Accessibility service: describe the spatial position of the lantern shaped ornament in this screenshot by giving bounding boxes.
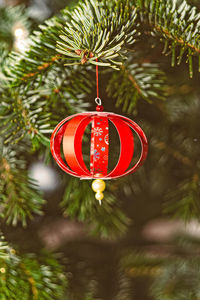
[50,104,148,202]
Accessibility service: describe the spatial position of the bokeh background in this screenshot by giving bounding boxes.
[1,0,200,299]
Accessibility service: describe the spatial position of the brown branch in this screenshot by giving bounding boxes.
[20,263,38,300]
[155,142,193,167]
[121,65,142,95]
[127,266,161,277]
[22,54,61,80]
[154,24,200,54]
[1,158,13,181]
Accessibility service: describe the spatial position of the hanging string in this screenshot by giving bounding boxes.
[96,58,99,99]
[95,58,103,109]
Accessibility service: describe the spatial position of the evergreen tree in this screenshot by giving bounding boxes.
[0,0,200,299]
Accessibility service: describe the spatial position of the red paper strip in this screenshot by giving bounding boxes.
[90,116,109,176]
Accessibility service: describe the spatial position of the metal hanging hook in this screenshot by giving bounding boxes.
[95,97,102,106]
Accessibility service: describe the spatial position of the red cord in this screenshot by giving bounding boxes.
[96,58,99,99]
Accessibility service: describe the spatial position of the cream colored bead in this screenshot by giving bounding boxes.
[95,191,104,201]
[92,179,106,193]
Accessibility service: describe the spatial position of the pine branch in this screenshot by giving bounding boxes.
[0,49,51,146]
[107,60,167,114]
[154,141,193,167]
[6,0,139,85]
[134,0,200,77]
[114,272,132,300]
[57,0,138,69]
[119,247,200,299]
[121,252,163,276]
[6,0,200,88]
[34,65,92,118]
[151,258,200,300]
[65,275,100,300]
[6,14,67,85]
[61,177,130,238]
[0,237,66,299]
[164,175,200,222]
[1,58,92,146]
[119,238,200,299]
[0,141,45,226]
[0,236,10,260]
[0,87,51,145]
[0,47,9,84]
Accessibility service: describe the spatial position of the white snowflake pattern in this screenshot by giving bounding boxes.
[94,127,103,136]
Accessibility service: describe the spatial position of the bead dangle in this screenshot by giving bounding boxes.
[50,59,148,204]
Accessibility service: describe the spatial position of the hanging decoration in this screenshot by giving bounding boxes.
[50,60,148,203]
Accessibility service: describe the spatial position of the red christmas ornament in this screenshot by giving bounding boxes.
[50,60,148,202]
[50,108,148,201]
